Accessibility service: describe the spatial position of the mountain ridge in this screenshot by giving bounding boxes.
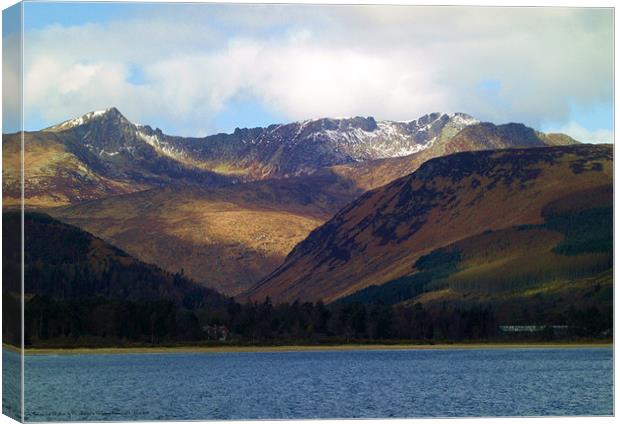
[4,107,580,208]
[41,108,482,178]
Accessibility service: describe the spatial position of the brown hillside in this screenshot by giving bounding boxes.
[2,132,145,208]
[50,172,362,296]
[242,144,611,304]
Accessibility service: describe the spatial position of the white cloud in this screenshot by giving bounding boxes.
[21,5,613,136]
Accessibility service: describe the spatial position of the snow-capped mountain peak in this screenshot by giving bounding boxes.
[45,107,127,132]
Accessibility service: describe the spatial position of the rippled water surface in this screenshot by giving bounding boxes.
[12,347,613,421]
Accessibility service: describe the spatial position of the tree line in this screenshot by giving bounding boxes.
[3,292,611,348]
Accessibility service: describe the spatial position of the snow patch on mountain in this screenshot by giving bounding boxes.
[45,108,116,132]
[99,150,120,157]
[136,130,190,162]
[449,112,480,127]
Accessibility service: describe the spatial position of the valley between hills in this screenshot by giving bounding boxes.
[2,108,612,347]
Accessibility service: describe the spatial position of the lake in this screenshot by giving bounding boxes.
[6,347,614,421]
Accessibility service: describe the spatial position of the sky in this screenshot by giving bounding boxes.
[2,2,614,143]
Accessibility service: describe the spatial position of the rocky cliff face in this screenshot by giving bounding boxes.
[169,112,479,178]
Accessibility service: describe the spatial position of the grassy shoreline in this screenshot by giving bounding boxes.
[4,342,612,356]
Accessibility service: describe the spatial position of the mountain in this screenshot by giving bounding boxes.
[1,109,479,208]
[2,131,145,208]
[49,171,362,296]
[242,144,612,304]
[327,122,580,191]
[335,183,612,330]
[165,112,480,179]
[43,109,480,180]
[6,108,581,297]
[46,117,575,296]
[4,108,579,208]
[43,107,231,184]
[3,108,229,208]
